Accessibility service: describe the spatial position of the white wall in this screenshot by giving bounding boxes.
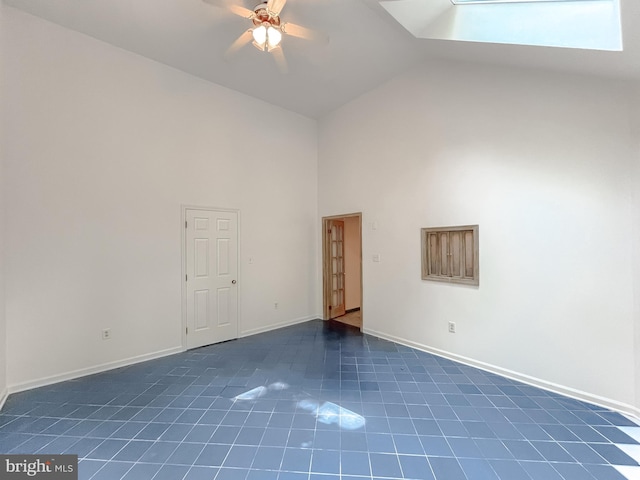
[319,61,639,415]
[3,8,318,390]
[0,2,7,405]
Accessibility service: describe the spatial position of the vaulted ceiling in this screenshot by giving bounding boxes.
[4,0,639,118]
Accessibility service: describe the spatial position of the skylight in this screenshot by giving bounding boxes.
[380,0,622,51]
[452,0,598,4]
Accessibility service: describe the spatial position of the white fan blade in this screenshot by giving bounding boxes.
[281,22,328,43]
[202,0,255,18]
[225,29,254,58]
[271,46,289,74]
[267,0,287,16]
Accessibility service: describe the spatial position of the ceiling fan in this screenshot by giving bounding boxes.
[203,0,326,72]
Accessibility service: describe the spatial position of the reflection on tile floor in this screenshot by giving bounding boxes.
[1,319,639,480]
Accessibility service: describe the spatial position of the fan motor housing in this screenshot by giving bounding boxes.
[252,3,281,27]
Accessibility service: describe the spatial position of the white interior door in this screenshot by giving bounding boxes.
[185,208,238,349]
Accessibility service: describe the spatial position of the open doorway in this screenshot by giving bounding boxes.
[322,213,363,329]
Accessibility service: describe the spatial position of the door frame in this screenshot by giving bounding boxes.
[322,212,363,323]
[181,205,241,350]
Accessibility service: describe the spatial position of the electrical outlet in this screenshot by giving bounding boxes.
[274,302,278,310]
[448,322,456,333]
[102,328,111,340]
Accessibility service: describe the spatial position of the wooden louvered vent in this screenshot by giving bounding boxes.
[421,225,479,286]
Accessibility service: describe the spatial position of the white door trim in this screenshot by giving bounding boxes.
[181,205,241,350]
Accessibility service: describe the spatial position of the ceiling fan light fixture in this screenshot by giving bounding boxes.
[213,0,323,63]
[252,24,267,46]
[252,22,282,51]
[267,26,282,48]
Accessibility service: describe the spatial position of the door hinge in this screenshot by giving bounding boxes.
[185,274,188,281]
[186,327,188,334]
[185,221,187,229]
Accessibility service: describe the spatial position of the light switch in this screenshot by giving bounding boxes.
[372,254,380,262]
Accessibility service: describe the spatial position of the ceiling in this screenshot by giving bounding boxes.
[3,0,639,118]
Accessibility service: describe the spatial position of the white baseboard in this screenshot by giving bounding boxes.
[0,387,8,411]
[363,327,640,421]
[6,318,321,396]
[11,320,636,422]
[8,346,184,395]
[240,315,318,338]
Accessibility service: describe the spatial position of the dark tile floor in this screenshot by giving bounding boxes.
[1,320,639,480]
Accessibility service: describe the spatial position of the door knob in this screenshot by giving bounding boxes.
[232,280,237,284]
